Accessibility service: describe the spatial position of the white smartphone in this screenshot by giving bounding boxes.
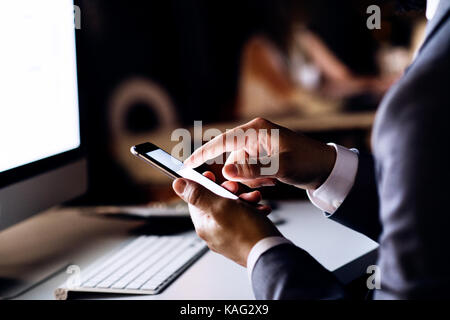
[131,142,238,200]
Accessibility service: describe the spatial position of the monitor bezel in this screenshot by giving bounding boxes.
[0,1,86,190]
[0,148,84,189]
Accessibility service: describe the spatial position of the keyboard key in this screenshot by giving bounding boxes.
[73,234,207,294]
[96,238,176,288]
[81,236,155,287]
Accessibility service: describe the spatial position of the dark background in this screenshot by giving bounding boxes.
[73,0,418,205]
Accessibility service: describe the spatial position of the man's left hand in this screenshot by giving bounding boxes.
[172,172,282,267]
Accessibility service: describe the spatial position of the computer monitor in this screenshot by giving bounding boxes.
[0,0,87,232]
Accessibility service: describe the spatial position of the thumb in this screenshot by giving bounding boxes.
[172,178,230,221]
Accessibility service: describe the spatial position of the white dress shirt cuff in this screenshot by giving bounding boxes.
[247,236,292,279]
[307,143,359,215]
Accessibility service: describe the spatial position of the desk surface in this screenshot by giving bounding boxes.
[5,201,378,300]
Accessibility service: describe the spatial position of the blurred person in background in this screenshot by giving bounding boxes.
[238,0,424,118]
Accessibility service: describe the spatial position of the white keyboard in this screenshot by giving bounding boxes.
[55,234,207,299]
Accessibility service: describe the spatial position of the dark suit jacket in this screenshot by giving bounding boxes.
[252,1,450,300]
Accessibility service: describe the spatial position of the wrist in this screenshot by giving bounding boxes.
[310,144,337,190]
[241,228,282,267]
[246,236,292,276]
[306,144,359,214]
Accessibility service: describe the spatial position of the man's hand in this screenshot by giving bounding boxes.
[172,172,281,267]
[184,118,336,190]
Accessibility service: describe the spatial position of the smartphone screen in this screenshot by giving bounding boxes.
[144,148,239,200]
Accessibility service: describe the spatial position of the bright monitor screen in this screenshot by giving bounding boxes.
[0,0,80,173]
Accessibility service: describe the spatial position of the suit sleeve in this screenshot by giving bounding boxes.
[328,153,382,242]
[252,244,347,300]
[251,154,381,300]
[373,39,450,298]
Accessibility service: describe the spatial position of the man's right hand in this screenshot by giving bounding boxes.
[184,118,337,190]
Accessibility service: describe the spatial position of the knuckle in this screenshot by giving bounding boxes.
[236,163,252,178]
[252,117,267,127]
[247,163,259,178]
[186,185,202,207]
[196,228,207,240]
[239,163,249,178]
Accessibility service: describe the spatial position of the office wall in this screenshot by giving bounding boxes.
[73,0,421,204]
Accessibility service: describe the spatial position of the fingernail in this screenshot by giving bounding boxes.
[225,164,238,177]
[173,179,187,195]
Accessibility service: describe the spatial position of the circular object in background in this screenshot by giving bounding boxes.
[109,77,179,184]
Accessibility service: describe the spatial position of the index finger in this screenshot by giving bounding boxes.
[184,124,252,168]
